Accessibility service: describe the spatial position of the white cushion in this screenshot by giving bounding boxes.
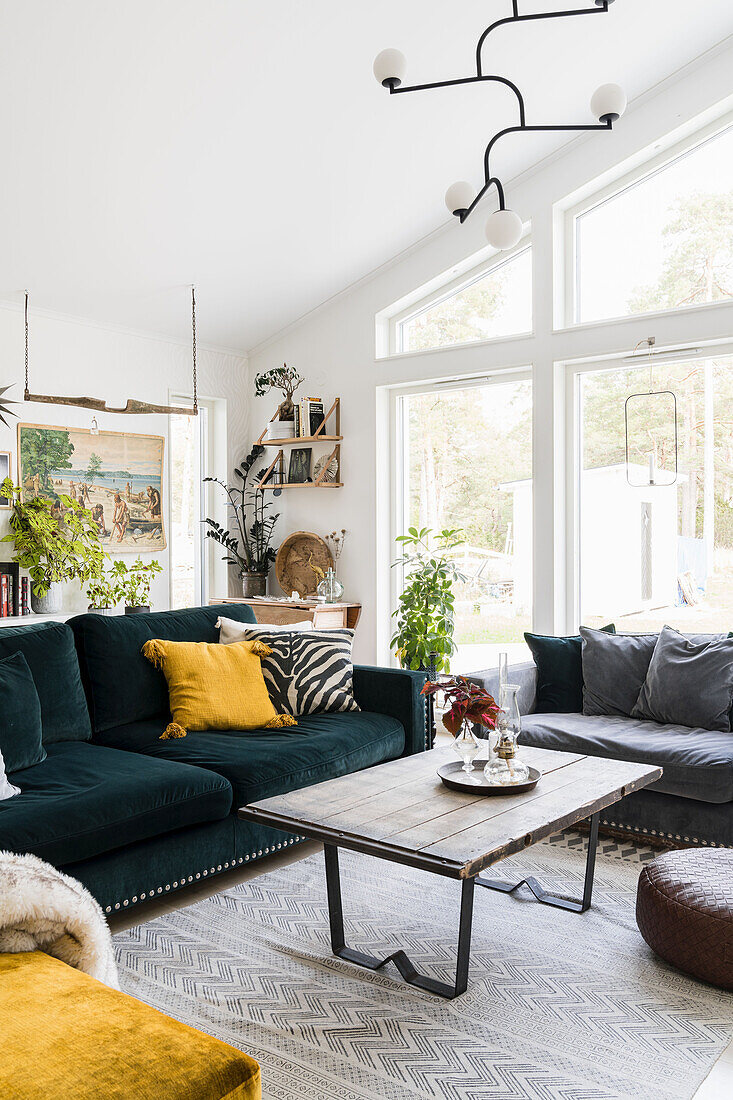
[0,747,20,801]
[217,614,314,644]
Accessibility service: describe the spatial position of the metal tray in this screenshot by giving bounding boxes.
[437,760,542,795]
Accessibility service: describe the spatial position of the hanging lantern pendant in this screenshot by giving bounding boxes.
[22,288,199,417]
[625,338,679,488]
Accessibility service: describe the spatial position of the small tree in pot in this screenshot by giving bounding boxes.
[254,363,303,422]
[204,447,280,597]
[390,527,466,675]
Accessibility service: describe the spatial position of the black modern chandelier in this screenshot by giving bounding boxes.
[373,1,627,251]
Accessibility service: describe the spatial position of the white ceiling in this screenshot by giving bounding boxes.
[1,0,732,352]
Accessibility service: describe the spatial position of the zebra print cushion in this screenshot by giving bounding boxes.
[220,624,360,717]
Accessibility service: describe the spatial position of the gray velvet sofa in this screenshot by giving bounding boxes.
[471,661,733,849]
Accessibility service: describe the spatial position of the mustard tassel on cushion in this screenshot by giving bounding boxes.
[251,640,273,658]
[160,722,187,740]
[142,639,167,669]
[265,714,298,729]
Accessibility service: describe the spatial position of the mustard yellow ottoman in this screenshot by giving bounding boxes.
[0,952,261,1099]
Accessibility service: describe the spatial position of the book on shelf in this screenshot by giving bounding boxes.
[293,405,300,437]
[0,574,8,617]
[0,564,19,617]
[299,396,324,437]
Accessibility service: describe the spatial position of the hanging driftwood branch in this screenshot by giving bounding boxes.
[23,392,197,416]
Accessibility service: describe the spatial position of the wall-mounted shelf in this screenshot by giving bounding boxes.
[256,397,340,446]
[255,397,342,490]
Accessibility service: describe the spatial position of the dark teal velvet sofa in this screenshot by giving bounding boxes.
[0,605,426,916]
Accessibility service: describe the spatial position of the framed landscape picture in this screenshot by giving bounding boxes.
[18,423,166,552]
[0,451,10,508]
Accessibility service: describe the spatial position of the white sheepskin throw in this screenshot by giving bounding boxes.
[0,851,118,988]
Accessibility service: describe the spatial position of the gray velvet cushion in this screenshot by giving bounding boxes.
[631,626,733,732]
[581,628,658,717]
[520,712,733,803]
[581,627,727,719]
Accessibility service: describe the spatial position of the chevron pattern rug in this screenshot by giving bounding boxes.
[115,833,732,1100]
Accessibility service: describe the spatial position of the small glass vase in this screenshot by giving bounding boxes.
[451,722,481,775]
[317,568,344,603]
[484,683,530,786]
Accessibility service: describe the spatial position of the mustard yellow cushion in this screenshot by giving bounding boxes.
[0,951,261,1100]
[142,638,296,732]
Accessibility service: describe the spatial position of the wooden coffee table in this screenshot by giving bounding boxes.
[239,745,661,999]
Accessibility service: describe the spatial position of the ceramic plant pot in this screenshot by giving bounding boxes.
[124,605,150,615]
[242,573,267,598]
[30,581,63,615]
[88,606,118,616]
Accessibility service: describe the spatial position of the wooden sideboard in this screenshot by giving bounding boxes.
[210,597,362,631]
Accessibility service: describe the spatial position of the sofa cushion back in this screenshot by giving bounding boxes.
[0,622,92,744]
[69,604,257,734]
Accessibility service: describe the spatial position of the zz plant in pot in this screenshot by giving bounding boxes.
[204,446,280,597]
[390,526,466,676]
[1,478,106,613]
[109,557,163,614]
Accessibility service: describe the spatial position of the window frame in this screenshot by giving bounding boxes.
[389,239,533,357]
[564,111,733,328]
[563,339,733,632]
[168,393,228,609]
[388,367,534,655]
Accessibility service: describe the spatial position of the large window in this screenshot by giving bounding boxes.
[398,376,532,671]
[577,356,733,633]
[571,121,733,325]
[397,246,532,354]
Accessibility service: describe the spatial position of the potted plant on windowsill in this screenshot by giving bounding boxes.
[204,447,280,598]
[1,478,106,614]
[110,557,163,614]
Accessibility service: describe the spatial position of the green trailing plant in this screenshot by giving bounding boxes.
[109,557,163,608]
[254,363,304,420]
[204,447,279,577]
[390,526,466,674]
[1,478,105,597]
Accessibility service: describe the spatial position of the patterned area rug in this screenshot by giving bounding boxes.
[115,834,732,1100]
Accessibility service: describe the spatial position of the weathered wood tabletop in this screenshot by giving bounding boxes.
[240,745,661,880]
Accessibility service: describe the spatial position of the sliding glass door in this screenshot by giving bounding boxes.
[576,355,733,633]
[397,376,532,673]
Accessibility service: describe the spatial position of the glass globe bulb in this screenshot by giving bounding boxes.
[485,208,523,251]
[591,83,627,123]
[445,181,475,217]
[373,49,407,89]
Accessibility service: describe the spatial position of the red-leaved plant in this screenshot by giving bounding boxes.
[422,677,500,736]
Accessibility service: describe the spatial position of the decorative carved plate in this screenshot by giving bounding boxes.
[275,531,334,598]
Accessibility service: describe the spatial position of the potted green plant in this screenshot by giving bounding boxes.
[1,478,106,614]
[390,527,466,675]
[204,447,279,598]
[85,565,125,615]
[110,557,163,614]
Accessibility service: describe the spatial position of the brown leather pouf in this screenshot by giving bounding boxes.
[636,848,733,990]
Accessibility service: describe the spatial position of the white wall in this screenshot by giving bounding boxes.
[248,43,733,665]
[0,303,249,613]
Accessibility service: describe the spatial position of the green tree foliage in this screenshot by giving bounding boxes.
[629,191,733,313]
[20,427,74,497]
[85,453,102,482]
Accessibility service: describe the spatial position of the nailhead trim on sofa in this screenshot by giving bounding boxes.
[104,836,307,914]
[600,817,724,848]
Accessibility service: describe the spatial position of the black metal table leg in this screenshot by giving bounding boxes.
[475,812,601,914]
[324,844,475,999]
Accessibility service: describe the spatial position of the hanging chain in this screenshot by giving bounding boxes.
[24,291,29,398]
[191,285,198,415]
